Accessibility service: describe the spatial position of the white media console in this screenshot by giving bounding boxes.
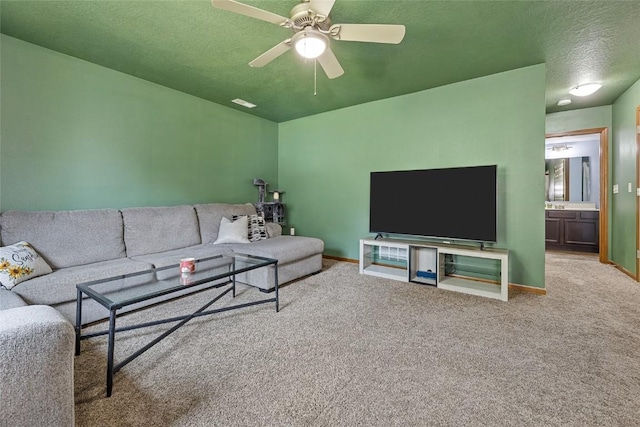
[359,238,509,301]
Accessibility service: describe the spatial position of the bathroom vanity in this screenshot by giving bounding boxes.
[545,207,599,253]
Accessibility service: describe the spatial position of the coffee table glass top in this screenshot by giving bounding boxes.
[76,253,277,309]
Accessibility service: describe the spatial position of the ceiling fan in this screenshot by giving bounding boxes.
[210,0,406,79]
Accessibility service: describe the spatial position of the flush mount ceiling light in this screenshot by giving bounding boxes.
[569,83,602,97]
[292,27,328,59]
[557,98,572,106]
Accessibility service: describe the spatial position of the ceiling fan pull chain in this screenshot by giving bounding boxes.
[314,58,317,96]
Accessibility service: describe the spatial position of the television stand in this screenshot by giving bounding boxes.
[359,237,509,301]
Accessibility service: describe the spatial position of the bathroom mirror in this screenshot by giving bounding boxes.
[545,157,591,202]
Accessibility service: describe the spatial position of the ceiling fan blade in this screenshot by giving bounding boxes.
[309,0,337,17]
[249,40,291,68]
[332,24,406,44]
[210,0,289,26]
[317,47,344,79]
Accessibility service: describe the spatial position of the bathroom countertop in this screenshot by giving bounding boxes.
[545,207,599,211]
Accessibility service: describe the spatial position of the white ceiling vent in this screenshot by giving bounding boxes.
[232,98,257,108]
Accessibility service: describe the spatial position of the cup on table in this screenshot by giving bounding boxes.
[180,257,196,274]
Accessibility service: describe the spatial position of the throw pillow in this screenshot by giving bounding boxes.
[213,216,250,244]
[0,241,53,290]
[232,214,268,242]
[250,214,268,241]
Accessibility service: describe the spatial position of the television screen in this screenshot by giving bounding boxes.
[369,165,497,242]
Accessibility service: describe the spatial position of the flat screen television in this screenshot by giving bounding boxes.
[369,165,498,243]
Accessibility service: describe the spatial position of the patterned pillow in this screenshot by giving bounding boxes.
[232,214,267,242]
[0,241,53,290]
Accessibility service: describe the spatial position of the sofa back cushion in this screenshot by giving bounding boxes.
[121,205,201,256]
[194,203,257,244]
[0,209,126,269]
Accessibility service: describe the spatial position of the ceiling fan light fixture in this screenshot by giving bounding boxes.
[568,83,602,97]
[292,28,328,59]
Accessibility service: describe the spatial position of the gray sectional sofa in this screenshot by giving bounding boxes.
[0,202,324,426]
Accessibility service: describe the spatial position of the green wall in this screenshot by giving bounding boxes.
[0,35,278,212]
[546,106,612,135]
[611,79,640,275]
[279,64,547,288]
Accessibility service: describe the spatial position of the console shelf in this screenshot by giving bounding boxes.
[359,238,509,301]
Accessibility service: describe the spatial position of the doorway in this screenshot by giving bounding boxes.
[545,128,609,263]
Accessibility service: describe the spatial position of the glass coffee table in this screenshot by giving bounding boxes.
[75,253,278,397]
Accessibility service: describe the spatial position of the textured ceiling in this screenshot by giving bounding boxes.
[2,0,639,123]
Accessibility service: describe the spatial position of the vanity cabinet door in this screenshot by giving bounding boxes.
[565,219,598,246]
[545,210,599,253]
[545,218,563,244]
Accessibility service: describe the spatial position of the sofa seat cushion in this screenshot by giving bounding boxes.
[0,289,28,310]
[0,209,126,269]
[130,244,231,269]
[194,203,257,244]
[122,205,201,257]
[227,236,324,265]
[11,258,153,306]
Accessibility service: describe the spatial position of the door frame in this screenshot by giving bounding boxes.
[546,127,609,263]
[636,106,639,279]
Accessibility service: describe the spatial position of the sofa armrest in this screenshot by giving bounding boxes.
[265,222,282,238]
[0,305,75,427]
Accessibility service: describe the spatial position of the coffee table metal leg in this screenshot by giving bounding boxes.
[106,309,117,397]
[75,289,82,355]
[274,264,279,312]
[232,258,236,298]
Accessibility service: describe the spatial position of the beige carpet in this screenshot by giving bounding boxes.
[75,252,640,426]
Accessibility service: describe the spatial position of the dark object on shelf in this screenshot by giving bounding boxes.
[545,209,599,253]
